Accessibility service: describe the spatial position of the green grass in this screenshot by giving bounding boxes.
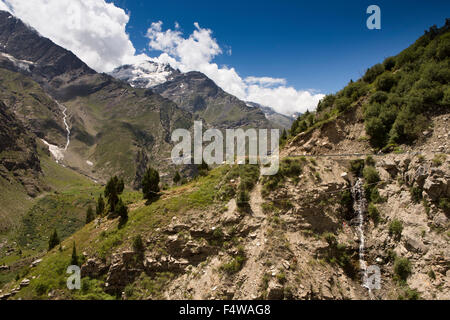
[6,166,230,299]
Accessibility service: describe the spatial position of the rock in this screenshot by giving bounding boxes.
[267,280,284,300]
[0,265,9,271]
[81,258,108,278]
[340,172,348,180]
[433,212,448,228]
[30,259,42,268]
[20,278,30,287]
[423,177,447,201]
[404,236,427,254]
[382,159,398,176]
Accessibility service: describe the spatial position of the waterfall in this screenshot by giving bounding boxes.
[351,177,373,299]
[57,102,71,151]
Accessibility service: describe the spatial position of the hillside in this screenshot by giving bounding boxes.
[0,20,448,301]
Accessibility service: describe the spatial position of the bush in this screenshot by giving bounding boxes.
[363,166,380,185]
[363,63,384,83]
[335,97,352,112]
[389,219,403,239]
[365,155,376,167]
[368,203,380,223]
[365,117,387,148]
[383,57,396,71]
[439,198,450,214]
[410,186,423,203]
[375,72,397,92]
[349,159,365,176]
[132,235,145,253]
[394,257,412,282]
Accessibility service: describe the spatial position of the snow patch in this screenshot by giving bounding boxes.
[86,160,94,166]
[0,52,34,72]
[41,139,65,162]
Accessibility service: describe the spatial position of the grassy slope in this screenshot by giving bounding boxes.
[288,21,449,150]
[6,166,230,299]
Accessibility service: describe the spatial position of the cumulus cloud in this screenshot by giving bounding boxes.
[0,0,147,72]
[147,22,324,115]
[0,0,324,114]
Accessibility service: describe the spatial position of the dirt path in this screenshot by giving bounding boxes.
[234,180,268,299]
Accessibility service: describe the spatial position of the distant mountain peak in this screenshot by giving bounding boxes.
[109,60,180,89]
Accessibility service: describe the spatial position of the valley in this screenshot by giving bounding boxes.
[0,9,448,301]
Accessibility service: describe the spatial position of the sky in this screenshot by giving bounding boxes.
[0,0,449,115]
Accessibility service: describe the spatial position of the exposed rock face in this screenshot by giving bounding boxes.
[0,101,41,196]
[152,71,271,129]
[0,10,95,95]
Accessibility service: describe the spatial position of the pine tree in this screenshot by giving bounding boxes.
[142,167,160,203]
[85,205,94,224]
[116,198,128,226]
[173,171,181,184]
[48,229,60,251]
[104,176,124,213]
[280,129,287,141]
[96,194,105,216]
[71,242,78,266]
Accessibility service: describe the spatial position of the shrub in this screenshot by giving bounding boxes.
[383,57,396,71]
[398,287,420,300]
[376,72,397,92]
[368,203,380,224]
[410,186,423,203]
[363,63,384,83]
[439,198,450,214]
[365,155,376,167]
[349,159,365,176]
[394,257,412,282]
[132,235,145,253]
[370,91,389,104]
[173,171,181,184]
[363,166,380,185]
[389,219,403,239]
[365,117,387,148]
[335,97,352,112]
[370,187,383,203]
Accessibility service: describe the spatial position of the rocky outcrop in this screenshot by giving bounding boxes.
[0,101,42,196]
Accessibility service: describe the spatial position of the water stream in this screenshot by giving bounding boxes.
[351,177,373,299]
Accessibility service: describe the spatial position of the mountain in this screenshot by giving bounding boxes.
[0,10,196,188]
[1,12,449,301]
[109,60,180,89]
[246,101,295,130]
[110,61,283,129]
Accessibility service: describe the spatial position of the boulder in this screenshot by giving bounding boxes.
[81,258,108,278]
[266,280,284,300]
[423,178,447,201]
[20,278,30,287]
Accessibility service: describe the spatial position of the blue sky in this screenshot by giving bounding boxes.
[111,0,450,94]
[1,0,448,114]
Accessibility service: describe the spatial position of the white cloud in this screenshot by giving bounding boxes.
[0,0,324,115]
[245,76,287,87]
[147,22,324,115]
[0,0,147,72]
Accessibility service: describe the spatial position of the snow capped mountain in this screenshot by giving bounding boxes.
[108,60,179,89]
